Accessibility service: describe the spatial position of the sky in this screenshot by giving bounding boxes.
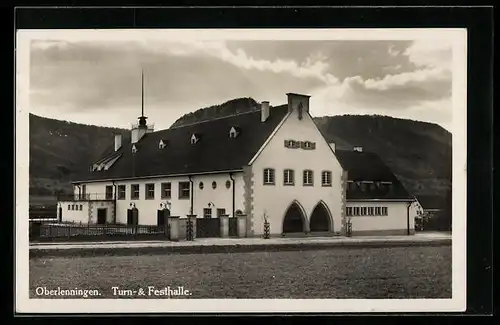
[28,34,454,131]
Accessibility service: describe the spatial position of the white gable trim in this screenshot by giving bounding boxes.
[247,111,291,165]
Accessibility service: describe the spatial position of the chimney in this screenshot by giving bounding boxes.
[353,146,363,152]
[114,134,122,151]
[261,101,270,122]
[329,142,336,152]
[286,93,311,119]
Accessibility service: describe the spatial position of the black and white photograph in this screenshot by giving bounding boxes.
[16,27,467,313]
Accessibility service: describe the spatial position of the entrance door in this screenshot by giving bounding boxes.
[127,208,138,225]
[283,202,306,234]
[157,209,170,226]
[97,208,107,225]
[309,203,331,232]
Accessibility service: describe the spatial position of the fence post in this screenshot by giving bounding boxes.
[168,216,180,241]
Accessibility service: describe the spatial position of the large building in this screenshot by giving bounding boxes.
[57,91,417,237]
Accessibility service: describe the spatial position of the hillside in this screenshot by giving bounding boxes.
[28,97,451,205]
[29,114,128,200]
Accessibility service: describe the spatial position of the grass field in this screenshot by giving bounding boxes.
[29,245,451,299]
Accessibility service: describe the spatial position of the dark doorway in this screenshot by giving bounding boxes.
[97,208,107,225]
[127,208,139,225]
[309,203,331,232]
[283,202,306,234]
[157,209,170,226]
[229,217,238,237]
[196,218,221,238]
[58,207,62,222]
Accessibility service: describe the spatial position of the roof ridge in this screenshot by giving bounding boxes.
[166,109,261,131]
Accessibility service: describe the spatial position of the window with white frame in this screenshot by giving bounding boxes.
[131,184,140,199]
[303,170,314,186]
[368,207,374,216]
[203,208,212,218]
[117,185,126,200]
[263,168,275,185]
[382,207,388,216]
[321,171,332,186]
[145,183,155,199]
[375,207,381,215]
[361,207,367,216]
[283,169,294,185]
[161,182,171,198]
[346,207,353,216]
[179,182,190,199]
[354,207,360,216]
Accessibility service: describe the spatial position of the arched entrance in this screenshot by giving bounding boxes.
[282,201,307,234]
[309,201,332,232]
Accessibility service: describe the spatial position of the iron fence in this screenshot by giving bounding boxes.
[30,222,171,241]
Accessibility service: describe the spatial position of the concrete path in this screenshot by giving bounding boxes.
[29,232,451,257]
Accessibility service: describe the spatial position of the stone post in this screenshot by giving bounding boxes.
[219,214,229,238]
[168,216,180,241]
[237,214,247,238]
[186,214,197,240]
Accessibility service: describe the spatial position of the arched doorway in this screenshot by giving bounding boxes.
[282,201,306,234]
[309,201,332,232]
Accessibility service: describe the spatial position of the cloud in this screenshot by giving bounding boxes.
[28,39,454,131]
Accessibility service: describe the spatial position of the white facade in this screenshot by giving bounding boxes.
[59,201,89,224]
[346,201,417,235]
[74,173,244,226]
[249,104,344,236]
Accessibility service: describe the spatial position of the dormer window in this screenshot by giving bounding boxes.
[191,134,199,144]
[159,139,166,149]
[229,126,240,139]
[132,144,137,154]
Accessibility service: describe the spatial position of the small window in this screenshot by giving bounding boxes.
[217,208,226,217]
[346,207,353,216]
[161,182,171,199]
[145,183,155,199]
[229,127,239,138]
[368,207,374,216]
[71,204,75,211]
[117,185,126,200]
[283,169,294,185]
[361,207,367,216]
[375,207,381,216]
[321,171,332,186]
[190,134,199,144]
[303,170,314,186]
[212,181,217,189]
[225,180,231,189]
[79,204,83,211]
[263,168,275,185]
[382,207,388,216]
[199,182,204,190]
[105,185,113,200]
[131,144,137,154]
[203,208,212,218]
[354,207,360,216]
[159,140,166,149]
[179,182,190,199]
[131,184,140,199]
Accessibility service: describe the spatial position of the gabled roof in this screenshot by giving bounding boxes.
[335,149,412,200]
[416,195,445,210]
[74,105,289,182]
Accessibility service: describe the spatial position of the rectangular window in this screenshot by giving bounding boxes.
[179,182,190,199]
[217,208,226,217]
[283,169,294,185]
[105,185,113,200]
[354,207,360,216]
[131,184,140,199]
[71,204,75,211]
[82,184,87,199]
[68,204,70,211]
[263,168,275,185]
[161,182,171,199]
[382,207,388,216]
[203,208,212,218]
[361,207,367,216]
[375,207,381,216]
[145,183,155,199]
[346,207,353,216]
[303,170,314,186]
[117,185,126,200]
[368,207,374,216]
[321,171,332,186]
[79,204,83,211]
